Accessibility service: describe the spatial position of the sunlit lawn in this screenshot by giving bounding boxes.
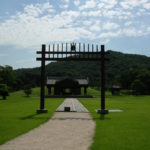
[80,88,150,150]
[0,88,63,144]
[1,87,150,150]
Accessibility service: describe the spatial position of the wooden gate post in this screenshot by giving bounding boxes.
[37,44,48,113]
[99,45,108,114]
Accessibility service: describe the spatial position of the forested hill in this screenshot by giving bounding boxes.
[15,50,150,89]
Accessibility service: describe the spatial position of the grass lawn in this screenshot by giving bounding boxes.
[0,88,63,145]
[80,88,150,150]
[1,87,150,150]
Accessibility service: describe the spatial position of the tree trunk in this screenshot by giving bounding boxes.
[3,95,6,100]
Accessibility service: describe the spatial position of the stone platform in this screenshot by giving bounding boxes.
[56,98,89,113]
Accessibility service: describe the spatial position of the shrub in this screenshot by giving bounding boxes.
[24,87,32,97]
[0,84,9,100]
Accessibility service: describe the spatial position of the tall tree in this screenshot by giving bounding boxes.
[0,65,16,90]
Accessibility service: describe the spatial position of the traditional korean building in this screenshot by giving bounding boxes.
[46,77,89,97]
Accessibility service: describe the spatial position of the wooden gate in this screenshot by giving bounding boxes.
[36,43,109,114]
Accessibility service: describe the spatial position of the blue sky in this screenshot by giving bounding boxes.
[0,0,150,69]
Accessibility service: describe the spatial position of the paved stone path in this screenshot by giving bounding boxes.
[0,99,95,150]
[56,98,89,112]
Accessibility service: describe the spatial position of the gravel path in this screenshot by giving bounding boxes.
[0,99,95,150]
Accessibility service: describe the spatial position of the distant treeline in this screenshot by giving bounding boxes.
[1,50,150,95]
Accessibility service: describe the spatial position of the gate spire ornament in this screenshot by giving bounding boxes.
[71,43,76,51]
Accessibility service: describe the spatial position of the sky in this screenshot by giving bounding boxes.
[0,0,150,69]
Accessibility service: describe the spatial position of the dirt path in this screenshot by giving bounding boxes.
[0,100,95,150]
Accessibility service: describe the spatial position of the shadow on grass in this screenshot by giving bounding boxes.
[92,114,111,121]
[51,115,111,121]
[0,98,7,100]
[20,113,49,120]
[20,113,111,121]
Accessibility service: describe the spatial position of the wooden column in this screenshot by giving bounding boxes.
[100,45,108,114]
[37,44,48,113]
[84,86,87,96]
[48,86,51,96]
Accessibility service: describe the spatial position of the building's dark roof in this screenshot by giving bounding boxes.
[46,77,89,86]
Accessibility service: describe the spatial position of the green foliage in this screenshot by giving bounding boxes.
[118,69,137,89]
[0,84,9,100]
[0,65,16,91]
[131,79,145,95]
[0,88,63,144]
[24,87,32,97]
[118,69,150,95]
[15,70,40,90]
[131,69,150,95]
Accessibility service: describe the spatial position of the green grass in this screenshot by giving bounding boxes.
[0,88,63,145]
[80,88,150,150]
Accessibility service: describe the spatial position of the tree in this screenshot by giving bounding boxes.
[0,65,16,91]
[0,84,9,100]
[131,79,145,95]
[119,70,137,90]
[131,69,150,95]
[24,87,32,97]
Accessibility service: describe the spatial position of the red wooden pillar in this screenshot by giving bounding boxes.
[37,44,48,113]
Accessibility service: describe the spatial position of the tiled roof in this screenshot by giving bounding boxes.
[46,77,88,85]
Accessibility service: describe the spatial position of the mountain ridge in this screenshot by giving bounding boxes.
[14,50,150,88]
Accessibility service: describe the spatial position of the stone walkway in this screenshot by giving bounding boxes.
[56,98,89,112]
[0,99,95,150]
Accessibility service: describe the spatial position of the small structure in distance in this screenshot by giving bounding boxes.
[111,85,121,95]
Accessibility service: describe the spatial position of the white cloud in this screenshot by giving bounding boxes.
[120,0,150,10]
[60,0,70,9]
[81,10,101,17]
[103,9,132,19]
[23,2,54,16]
[147,26,150,32]
[143,3,150,9]
[124,21,132,26]
[90,25,101,32]
[103,22,119,30]
[74,0,80,6]
[79,0,96,10]
[120,0,139,9]
[90,21,101,32]
[76,28,95,39]
[60,4,69,9]
[60,10,80,18]
[122,27,148,37]
[123,28,137,36]
[64,0,70,3]
[99,30,121,38]
[99,0,118,9]
[82,20,92,26]
[0,4,81,47]
[97,2,105,8]
[0,1,150,49]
